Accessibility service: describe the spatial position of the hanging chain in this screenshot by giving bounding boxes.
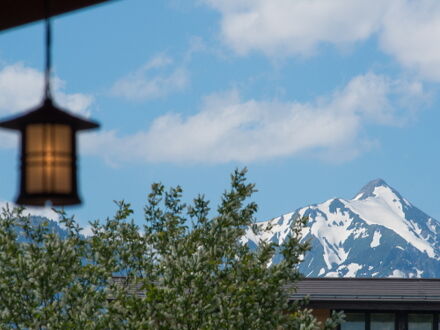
[44,0,52,99]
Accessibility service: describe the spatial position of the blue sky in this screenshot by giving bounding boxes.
[1,0,440,229]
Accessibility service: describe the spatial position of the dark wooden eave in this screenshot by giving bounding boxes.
[0,0,112,32]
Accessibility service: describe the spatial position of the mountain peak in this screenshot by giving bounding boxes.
[244,176,440,278]
[354,178,395,200]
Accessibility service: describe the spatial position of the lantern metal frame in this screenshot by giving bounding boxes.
[0,2,99,206]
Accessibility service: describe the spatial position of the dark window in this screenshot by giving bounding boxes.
[341,313,366,330]
[408,314,433,330]
[371,313,395,330]
[337,311,438,330]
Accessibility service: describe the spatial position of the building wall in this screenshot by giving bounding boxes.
[312,309,330,328]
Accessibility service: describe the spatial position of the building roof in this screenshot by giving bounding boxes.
[291,278,440,311]
[0,0,112,32]
[109,276,440,311]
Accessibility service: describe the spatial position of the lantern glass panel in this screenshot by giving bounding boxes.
[25,124,72,194]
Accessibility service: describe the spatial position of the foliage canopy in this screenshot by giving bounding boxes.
[0,169,342,329]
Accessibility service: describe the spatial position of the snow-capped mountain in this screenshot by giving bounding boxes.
[244,179,440,278]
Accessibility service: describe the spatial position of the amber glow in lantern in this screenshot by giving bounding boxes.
[0,97,99,206]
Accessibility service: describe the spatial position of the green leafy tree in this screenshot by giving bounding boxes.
[0,169,343,329]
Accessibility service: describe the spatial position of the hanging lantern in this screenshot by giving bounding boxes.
[0,98,98,206]
[0,4,99,206]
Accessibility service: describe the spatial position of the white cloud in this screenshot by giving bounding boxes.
[0,63,93,117]
[380,0,440,81]
[0,63,45,114]
[204,0,440,81]
[203,0,386,57]
[55,92,93,117]
[0,201,59,221]
[82,73,425,164]
[111,54,189,101]
[0,62,94,148]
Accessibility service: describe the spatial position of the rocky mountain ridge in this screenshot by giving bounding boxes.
[243,179,440,277]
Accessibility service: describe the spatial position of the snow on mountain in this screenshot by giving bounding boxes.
[243,179,440,278]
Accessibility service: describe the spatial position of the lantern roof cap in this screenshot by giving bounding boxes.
[0,97,99,131]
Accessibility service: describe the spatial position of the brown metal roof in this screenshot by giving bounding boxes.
[0,0,113,32]
[291,278,440,311]
[109,277,440,311]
